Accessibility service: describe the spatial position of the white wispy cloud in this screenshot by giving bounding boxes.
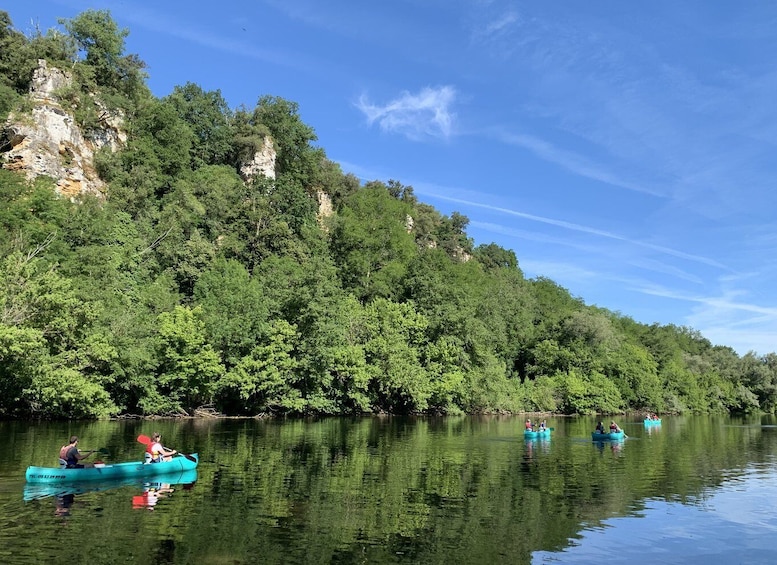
[640,286,777,318]
[637,283,777,354]
[356,86,457,140]
[474,220,708,285]
[470,10,520,43]
[492,129,667,197]
[421,190,729,270]
[625,258,705,285]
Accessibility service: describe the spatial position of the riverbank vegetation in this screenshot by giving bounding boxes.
[0,10,774,419]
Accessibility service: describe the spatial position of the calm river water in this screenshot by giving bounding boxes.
[1,415,777,564]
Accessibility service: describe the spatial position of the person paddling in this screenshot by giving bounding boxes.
[59,436,95,468]
[148,432,177,463]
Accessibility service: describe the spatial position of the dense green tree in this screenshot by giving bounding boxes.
[165,82,234,168]
[360,298,430,413]
[194,258,269,368]
[474,243,519,271]
[152,305,225,414]
[0,324,44,416]
[331,184,418,301]
[60,9,146,100]
[216,319,302,414]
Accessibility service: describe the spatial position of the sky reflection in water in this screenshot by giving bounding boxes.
[533,465,777,564]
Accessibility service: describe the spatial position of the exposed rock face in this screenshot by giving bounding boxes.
[0,60,125,200]
[238,135,276,182]
[316,190,334,230]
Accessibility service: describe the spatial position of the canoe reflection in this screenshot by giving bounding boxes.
[24,469,198,515]
[132,470,197,510]
[593,439,625,456]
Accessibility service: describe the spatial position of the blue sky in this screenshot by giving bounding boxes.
[8,1,777,356]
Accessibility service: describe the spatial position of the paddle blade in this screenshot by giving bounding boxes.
[137,434,151,446]
[179,453,197,463]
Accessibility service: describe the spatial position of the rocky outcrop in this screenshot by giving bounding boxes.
[316,190,334,230]
[238,135,276,182]
[0,60,125,200]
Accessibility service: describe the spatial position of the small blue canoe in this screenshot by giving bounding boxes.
[524,428,551,439]
[25,453,198,484]
[644,419,662,426]
[591,431,625,441]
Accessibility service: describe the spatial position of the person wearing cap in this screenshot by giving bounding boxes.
[58,436,94,468]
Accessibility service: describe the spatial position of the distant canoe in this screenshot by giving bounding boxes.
[524,428,551,439]
[591,431,624,441]
[643,419,662,426]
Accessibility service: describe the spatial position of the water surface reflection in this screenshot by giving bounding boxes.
[1,416,776,563]
[533,465,777,565]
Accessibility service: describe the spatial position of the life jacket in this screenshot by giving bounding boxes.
[59,445,79,467]
[148,442,164,463]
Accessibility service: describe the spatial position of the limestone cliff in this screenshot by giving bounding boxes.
[0,60,125,200]
[238,135,276,183]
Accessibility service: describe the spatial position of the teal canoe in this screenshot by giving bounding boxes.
[643,419,662,426]
[591,431,624,441]
[524,428,551,439]
[25,453,198,484]
[23,469,198,500]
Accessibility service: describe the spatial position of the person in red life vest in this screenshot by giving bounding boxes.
[58,436,94,468]
[609,421,622,433]
[525,418,533,430]
[147,432,177,463]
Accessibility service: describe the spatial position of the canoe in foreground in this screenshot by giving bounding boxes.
[23,469,198,501]
[591,431,625,441]
[25,453,198,484]
[643,419,662,426]
[524,429,551,439]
